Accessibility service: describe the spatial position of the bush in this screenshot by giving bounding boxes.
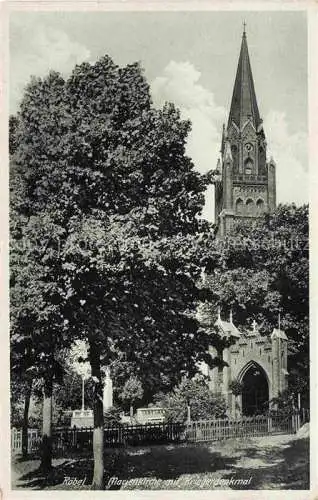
[104,406,122,425]
[156,378,227,422]
[229,379,244,396]
[267,389,297,416]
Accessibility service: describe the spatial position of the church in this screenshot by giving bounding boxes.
[202,28,288,417]
[213,26,276,237]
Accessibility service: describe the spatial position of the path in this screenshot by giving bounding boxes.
[11,433,309,490]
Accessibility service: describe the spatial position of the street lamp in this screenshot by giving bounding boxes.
[81,374,85,412]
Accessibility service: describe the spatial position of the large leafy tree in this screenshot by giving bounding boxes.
[10,56,220,488]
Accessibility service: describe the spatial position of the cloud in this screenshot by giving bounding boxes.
[151,61,227,221]
[264,110,308,205]
[10,25,91,113]
[151,63,308,218]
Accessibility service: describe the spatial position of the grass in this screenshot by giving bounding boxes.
[11,433,309,490]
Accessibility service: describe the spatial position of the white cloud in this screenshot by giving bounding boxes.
[151,61,227,221]
[264,110,308,205]
[10,25,91,113]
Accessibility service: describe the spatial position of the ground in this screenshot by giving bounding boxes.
[12,433,309,490]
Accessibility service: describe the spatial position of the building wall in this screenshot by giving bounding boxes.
[207,328,288,416]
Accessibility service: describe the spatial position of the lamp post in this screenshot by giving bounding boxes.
[81,375,85,412]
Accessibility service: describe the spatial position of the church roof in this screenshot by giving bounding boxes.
[214,317,241,338]
[228,30,262,131]
[271,328,288,341]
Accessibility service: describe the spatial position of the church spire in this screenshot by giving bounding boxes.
[228,28,261,130]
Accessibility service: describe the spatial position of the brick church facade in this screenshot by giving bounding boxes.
[201,29,288,416]
[214,27,276,237]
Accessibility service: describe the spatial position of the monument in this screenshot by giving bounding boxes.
[103,367,113,411]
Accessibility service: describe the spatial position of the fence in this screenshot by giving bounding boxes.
[300,408,310,425]
[185,413,300,443]
[51,422,185,455]
[11,427,41,455]
[11,412,303,455]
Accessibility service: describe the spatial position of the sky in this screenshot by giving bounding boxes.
[9,11,308,220]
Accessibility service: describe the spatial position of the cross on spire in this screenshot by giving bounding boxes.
[243,21,246,36]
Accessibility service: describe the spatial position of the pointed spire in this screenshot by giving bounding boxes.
[228,30,261,130]
[269,156,276,167]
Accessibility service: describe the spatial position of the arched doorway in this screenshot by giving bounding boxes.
[241,363,269,415]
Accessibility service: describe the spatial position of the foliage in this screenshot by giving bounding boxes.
[201,204,309,403]
[268,389,298,416]
[104,406,122,425]
[10,59,220,387]
[118,376,144,410]
[156,377,227,422]
[10,55,220,485]
[229,379,244,396]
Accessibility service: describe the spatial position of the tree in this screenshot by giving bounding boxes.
[10,159,69,469]
[156,377,227,422]
[11,56,220,488]
[118,375,144,420]
[103,406,122,426]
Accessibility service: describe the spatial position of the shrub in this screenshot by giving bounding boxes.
[157,378,227,422]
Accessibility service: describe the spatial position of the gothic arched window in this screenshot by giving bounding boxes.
[246,198,254,215]
[256,198,265,214]
[236,198,243,214]
[244,158,253,175]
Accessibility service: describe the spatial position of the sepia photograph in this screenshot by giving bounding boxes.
[7,6,311,493]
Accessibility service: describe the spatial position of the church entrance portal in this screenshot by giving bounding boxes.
[241,364,269,416]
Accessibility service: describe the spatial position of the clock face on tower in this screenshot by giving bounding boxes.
[245,142,253,152]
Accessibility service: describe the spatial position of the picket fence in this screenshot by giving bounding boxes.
[11,412,302,456]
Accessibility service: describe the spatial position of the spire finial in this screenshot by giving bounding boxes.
[252,319,257,332]
[229,309,233,323]
[278,310,281,331]
[243,21,246,37]
[217,306,221,321]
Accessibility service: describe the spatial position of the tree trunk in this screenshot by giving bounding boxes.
[40,376,53,473]
[90,342,104,490]
[22,378,33,459]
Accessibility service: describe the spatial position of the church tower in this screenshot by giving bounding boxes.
[214,27,276,236]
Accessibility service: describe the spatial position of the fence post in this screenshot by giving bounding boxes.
[296,411,300,432]
[267,415,272,434]
[291,412,298,433]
